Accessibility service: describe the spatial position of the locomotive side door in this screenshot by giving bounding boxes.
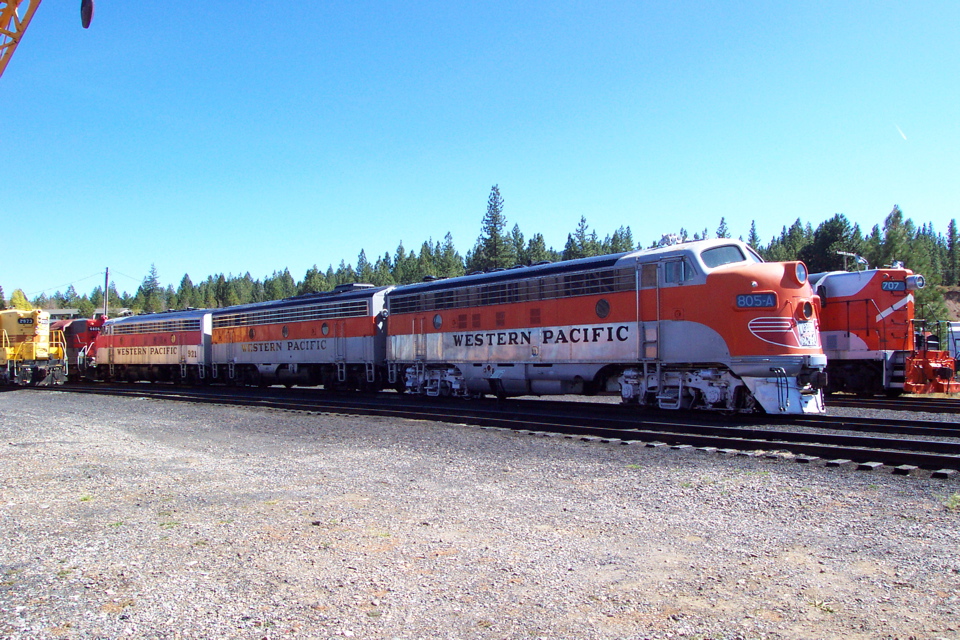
[638,261,660,361]
[414,316,427,361]
[656,255,697,362]
[335,320,346,362]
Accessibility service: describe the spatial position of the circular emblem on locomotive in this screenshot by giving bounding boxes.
[433,314,443,329]
[282,325,289,338]
[248,328,256,339]
[171,334,177,344]
[595,298,610,319]
[321,323,329,336]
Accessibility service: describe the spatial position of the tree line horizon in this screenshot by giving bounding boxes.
[2,186,958,322]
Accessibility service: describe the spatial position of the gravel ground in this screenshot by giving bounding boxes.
[1,390,959,640]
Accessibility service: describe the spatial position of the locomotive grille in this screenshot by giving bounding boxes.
[212,300,370,329]
[389,267,634,315]
[110,319,202,335]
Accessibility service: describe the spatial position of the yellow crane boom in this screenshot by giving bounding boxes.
[0,0,92,79]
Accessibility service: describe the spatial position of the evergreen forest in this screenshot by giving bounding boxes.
[3,187,958,322]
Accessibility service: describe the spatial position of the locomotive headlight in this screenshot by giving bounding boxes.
[799,301,814,320]
[906,274,925,290]
[794,262,808,285]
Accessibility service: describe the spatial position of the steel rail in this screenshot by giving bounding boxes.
[37,384,960,472]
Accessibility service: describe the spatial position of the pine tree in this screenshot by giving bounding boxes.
[437,233,464,278]
[357,250,375,283]
[249,278,266,304]
[604,226,634,253]
[11,289,30,310]
[561,233,582,260]
[371,254,395,286]
[164,285,179,309]
[797,214,864,273]
[0,284,6,309]
[525,234,551,264]
[177,275,196,309]
[563,216,602,260]
[509,224,526,266]
[415,241,437,280]
[747,221,760,248]
[947,219,959,286]
[333,260,356,285]
[231,273,256,304]
[77,297,95,318]
[469,185,516,271]
[716,217,730,239]
[264,269,296,300]
[136,264,166,313]
[867,205,909,268]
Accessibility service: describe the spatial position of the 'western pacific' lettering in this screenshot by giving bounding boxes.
[240,340,328,353]
[451,326,630,348]
[453,331,532,347]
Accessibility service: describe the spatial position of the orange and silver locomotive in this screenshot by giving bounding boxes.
[387,238,826,414]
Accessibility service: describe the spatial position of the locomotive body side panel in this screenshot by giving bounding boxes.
[814,269,915,355]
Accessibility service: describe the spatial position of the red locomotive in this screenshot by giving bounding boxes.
[50,316,104,380]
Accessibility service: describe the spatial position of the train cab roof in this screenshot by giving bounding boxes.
[393,238,764,296]
[103,307,212,329]
[617,238,763,270]
[208,284,393,318]
[810,267,924,298]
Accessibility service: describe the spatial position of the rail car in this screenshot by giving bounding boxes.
[1,309,67,385]
[91,284,391,389]
[207,284,390,389]
[812,267,959,396]
[387,239,827,414]
[93,308,212,384]
[51,316,104,380]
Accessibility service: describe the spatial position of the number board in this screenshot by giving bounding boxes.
[881,281,906,291]
[736,293,777,308]
[17,318,35,325]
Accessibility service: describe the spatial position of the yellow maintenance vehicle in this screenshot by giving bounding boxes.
[1,0,93,78]
[1,308,67,385]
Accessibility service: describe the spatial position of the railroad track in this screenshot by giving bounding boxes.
[826,394,960,414]
[36,384,960,476]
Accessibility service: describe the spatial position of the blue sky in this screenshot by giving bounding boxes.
[5,1,958,298]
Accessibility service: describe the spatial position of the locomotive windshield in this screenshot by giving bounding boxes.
[700,244,760,268]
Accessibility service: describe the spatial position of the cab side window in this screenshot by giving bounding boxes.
[663,258,695,284]
[640,264,658,288]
